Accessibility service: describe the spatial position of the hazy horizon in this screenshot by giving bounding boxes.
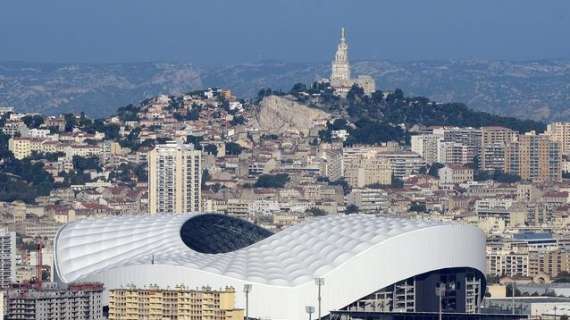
[1,0,570,64]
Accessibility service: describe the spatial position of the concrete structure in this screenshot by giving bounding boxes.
[344,156,392,188]
[483,297,570,319]
[347,189,389,214]
[148,141,202,214]
[109,285,243,320]
[504,134,562,182]
[438,141,473,165]
[0,228,16,288]
[439,165,474,185]
[54,214,486,320]
[330,28,375,95]
[433,127,482,156]
[480,127,516,171]
[411,134,442,163]
[323,147,344,181]
[546,122,570,157]
[377,151,426,179]
[6,282,103,320]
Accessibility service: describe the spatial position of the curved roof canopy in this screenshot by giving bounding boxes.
[54,213,486,320]
[54,213,481,286]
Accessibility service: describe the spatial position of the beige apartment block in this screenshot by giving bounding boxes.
[148,141,202,214]
[108,286,243,320]
[504,134,562,182]
[546,122,570,157]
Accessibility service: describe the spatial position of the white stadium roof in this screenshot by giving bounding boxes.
[54,213,486,320]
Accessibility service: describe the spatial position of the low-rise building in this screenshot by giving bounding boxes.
[108,285,243,320]
[439,165,474,185]
[6,282,104,320]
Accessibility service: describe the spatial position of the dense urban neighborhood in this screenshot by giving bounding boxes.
[1,25,570,320]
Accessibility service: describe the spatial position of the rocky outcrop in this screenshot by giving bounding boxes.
[253,95,331,135]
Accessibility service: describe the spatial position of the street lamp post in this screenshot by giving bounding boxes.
[244,284,252,320]
[554,305,558,320]
[435,284,446,320]
[511,280,517,315]
[315,278,325,320]
[306,306,315,320]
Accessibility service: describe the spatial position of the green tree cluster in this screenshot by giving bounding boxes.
[225,142,243,156]
[254,173,290,188]
[72,156,101,172]
[22,115,44,129]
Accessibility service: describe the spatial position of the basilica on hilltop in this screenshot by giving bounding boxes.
[330,27,376,96]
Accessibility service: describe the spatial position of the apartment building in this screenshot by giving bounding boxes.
[438,165,474,185]
[344,156,392,187]
[479,127,516,171]
[148,142,202,214]
[0,229,16,288]
[546,122,570,157]
[437,141,473,165]
[6,282,104,320]
[504,134,562,182]
[108,286,243,320]
[411,134,442,163]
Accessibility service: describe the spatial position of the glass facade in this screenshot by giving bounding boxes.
[343,268,485,314]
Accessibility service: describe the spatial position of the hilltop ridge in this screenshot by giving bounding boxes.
[1,59,570,121]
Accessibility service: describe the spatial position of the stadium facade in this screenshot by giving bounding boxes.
[54,214,486,320]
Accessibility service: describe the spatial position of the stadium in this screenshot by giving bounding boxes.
[54,213,486,320]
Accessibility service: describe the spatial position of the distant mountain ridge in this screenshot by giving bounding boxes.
[1,59,570,121]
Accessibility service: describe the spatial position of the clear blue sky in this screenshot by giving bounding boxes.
[1,0,569,64]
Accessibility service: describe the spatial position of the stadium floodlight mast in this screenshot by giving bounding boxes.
[243,284,252,319]
[305,306,315,320]
[314,277,325,320]
[435,283,446,320]
[511,280,516,315]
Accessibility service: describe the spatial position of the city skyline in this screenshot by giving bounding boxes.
[3,4,570,320]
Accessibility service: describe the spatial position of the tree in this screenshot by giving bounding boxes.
[225,142,243,156]
[345,204,360,215]
[428,163,445,177]
[346,119,405,145]
[103,124,120,140]
[203,144,218,156]
[230,115,246,126]
[255,174,290,188]
[331,119,348,130]
[109,164,134,186]
[64,113,76,132]
[27,151,64,161]
[391,178,404,188]
[201,169,210,187]
[329,178,351,195]
[409,201,428,213]
[116,104,140,122]
[72,156,101,172]
[186,106,201,121]
[22,115,44,129]
[134,164,147,182]
[0,132,13,160]
[306,207,327,217]
[186,135,203,148]
[0,158,54,203]
[120,127,141,150]
[290,83,307,94]
[318,128,332,143]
